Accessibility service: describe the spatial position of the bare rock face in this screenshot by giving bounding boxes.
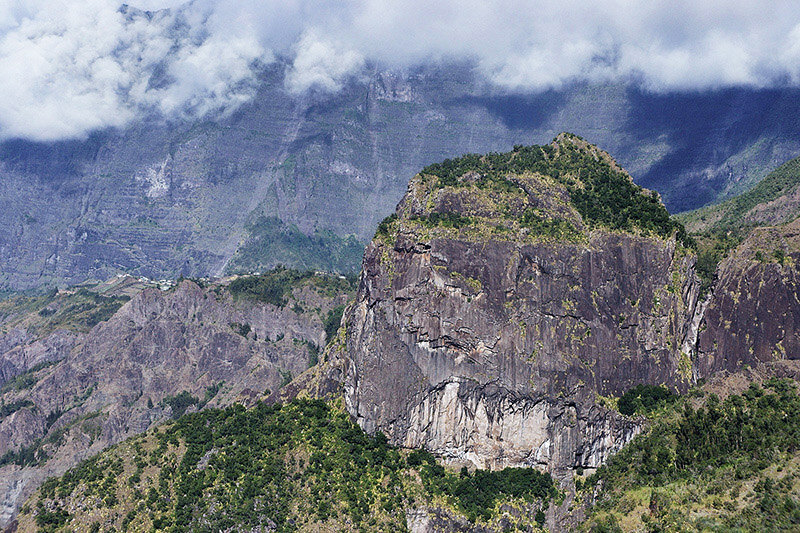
[341,137,701,475]
[697,219,800,374]
[0,330,78,387]
[0,275,352,527]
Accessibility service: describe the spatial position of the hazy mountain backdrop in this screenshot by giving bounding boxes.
[3,63,800,289]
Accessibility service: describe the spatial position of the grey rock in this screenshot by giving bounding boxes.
[697,218,800,374]
[3,65,800,290]
[340,148,701,479]
[0,330,78,387]
[0,276,351,526]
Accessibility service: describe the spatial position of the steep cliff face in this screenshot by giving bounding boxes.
[0,272,353,527]
[697,219,800,375]
[4,66,800,290]
[0,330,78,388]
[0,277,143,389]
[341,135,701,475]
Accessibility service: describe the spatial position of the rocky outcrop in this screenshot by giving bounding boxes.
[406,507,518,533]
[397,379,641,473]
[0,330,78,387]
[0,274,352,527]
[340,137,702,476]
[697,219,800,374]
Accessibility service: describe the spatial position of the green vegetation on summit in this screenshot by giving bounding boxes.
[226,266,355,309]
[0,286,131,338]
[412,134,692,247]
[22,399,556,532]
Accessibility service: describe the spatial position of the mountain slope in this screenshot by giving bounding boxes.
[583,365,800,532]
[679,154,800,235]
[0,270,354,526]
[671,152,800,374]
[16,399,558,532]
[3,66,800,290]
[696,217,800,376]
[571,151,800,531]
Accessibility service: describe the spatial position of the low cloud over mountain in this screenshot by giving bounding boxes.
[2,0,800,141]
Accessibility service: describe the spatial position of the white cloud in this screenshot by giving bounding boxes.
[0,0,269,141]
[285,31,364,93]
[1,0,800,141]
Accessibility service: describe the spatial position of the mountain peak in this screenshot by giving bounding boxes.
[550,132,626,174]
[384,136,689,247]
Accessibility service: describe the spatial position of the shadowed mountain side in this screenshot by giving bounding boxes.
[3,65,800,289]
[627,87,800,210]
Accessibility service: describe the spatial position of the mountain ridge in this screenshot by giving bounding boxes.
[0,270,355,526]
[3,68,800,290]
[679,154,800,236]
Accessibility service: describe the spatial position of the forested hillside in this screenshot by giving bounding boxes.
[584,374,800,532]
[19,400,557,532]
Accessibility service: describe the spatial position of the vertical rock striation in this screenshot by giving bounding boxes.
[340,135,702,474]
[697,219,800,374]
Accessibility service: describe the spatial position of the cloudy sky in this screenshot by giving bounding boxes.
[1,0,799,141]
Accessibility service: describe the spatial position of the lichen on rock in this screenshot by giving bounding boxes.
[340,135,702,481]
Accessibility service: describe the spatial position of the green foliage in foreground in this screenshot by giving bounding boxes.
[617,384,677,416]
[27,399,556,532]
[412,448,556,523]
[585,378,800,532]
[420,134,693,247]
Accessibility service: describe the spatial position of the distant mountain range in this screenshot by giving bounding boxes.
[3,62,800,289]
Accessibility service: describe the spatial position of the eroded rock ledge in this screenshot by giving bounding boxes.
[339,137,702,475]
